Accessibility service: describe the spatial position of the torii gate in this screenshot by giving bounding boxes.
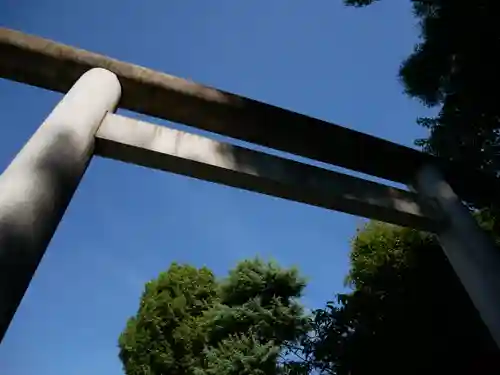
[0,28,499,347]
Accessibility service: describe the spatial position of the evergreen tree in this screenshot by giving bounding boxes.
[118,258,308,375]
[305,222,499,374]
[345,0,500,218]
[118,263,218,375]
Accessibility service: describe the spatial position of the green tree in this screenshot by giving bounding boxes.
[118,263,219,375]
[305,222,499,374]
[344,0,500,218]
[118,259,308,375]
[199,259,309,375]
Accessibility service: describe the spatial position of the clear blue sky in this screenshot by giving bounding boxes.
[0,1,432,374]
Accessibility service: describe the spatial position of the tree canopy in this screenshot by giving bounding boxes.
[346,0,499,171]
[118,259,309,375]
[118,263,218,375]
[346,0,500,218]
[117,228,500,375]
[304,222,499,375]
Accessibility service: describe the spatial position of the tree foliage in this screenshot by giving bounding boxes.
[118,263,218,375]
[346,0,500,178]
[118,259,308,375]
[304,222,499,374]
[345,0,500,225]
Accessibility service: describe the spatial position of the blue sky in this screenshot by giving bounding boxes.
[0,1,432,374]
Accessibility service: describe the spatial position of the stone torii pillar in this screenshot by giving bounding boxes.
[0,68,121,342]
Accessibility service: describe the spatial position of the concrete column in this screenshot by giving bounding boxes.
[0,68,121,342]
[413,165,500,348]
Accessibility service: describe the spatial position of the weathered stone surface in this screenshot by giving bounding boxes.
[0,27,496,205]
